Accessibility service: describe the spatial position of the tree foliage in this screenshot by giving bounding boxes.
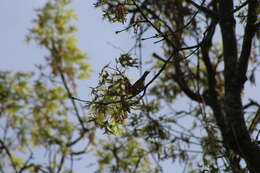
[1,0,260,173]
[90,0,260,172]
[1,0,91,172]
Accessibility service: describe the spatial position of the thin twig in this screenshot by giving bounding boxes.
[0,140,18,173]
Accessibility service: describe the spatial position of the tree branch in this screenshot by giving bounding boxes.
[131,0,178,50]
[0,140,18,173]
[186,0,219,19]
[237,0,258,88]
[219,0,260,172]
[50,40,87,132]
[233,0,249,13]
[57,153,65,173]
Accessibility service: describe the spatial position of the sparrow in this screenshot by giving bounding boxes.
[125,71,150,95]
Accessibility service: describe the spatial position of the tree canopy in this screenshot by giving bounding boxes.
[1,0,260,173]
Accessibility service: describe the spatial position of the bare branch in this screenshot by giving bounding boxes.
[0,140,18,173]
[186,0,218,19]
[233,0,249,13]
[237,0,258,87]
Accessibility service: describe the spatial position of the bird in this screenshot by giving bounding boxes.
[125,71,150,96]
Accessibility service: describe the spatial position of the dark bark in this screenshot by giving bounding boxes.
[199,11,243,171]
[219,0,260,172]
[238,0,258,86]
[134,0,260,171]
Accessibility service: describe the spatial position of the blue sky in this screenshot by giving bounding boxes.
[0,0,133,74]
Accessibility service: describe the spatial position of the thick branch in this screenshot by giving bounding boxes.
[219,0,260,172]
[200,19,227,132]
[237,0,258,87]
[201,21,217,98]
